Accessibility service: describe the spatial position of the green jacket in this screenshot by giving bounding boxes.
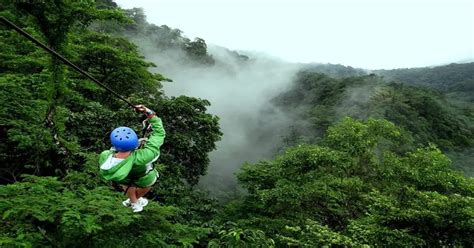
[99,116,165,187]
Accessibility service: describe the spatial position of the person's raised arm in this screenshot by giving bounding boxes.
[134,105,166,164]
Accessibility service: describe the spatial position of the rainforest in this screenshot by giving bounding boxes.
[0,1,473,247]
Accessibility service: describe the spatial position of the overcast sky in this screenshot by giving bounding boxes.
[115,0,473,69]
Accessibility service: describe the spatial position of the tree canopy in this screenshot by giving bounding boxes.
[0,0,473,247]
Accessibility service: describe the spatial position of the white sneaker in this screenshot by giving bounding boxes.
[123,198,148,210]
[122,198,131,207]
[131,202,143,212]
[138,197,149,207]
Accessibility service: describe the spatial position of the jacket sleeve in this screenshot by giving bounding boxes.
[134,116,166,165]
[99,150,110,165]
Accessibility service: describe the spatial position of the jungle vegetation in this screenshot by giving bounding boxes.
[0,0,472,247]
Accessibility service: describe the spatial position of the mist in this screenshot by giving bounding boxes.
[132,38,301,197]
[334,77,384,120]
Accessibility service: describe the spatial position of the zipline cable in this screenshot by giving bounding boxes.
[0,16,137,109]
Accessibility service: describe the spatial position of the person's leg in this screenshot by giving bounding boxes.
[125,186,138,203]
[135,173,157,199]
[126,187,144,212]
[136,187,151,198]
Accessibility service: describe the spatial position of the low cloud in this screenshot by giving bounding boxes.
[134,40,301,197]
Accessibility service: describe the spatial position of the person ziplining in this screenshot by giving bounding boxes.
[0,17,165,212]
[100,105,165,212]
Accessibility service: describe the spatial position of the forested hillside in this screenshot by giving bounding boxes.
[0,1,473,247]
[274,65,474,175]
[375,63,474,96]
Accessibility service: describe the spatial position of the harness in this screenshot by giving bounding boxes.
[121,118,157,194]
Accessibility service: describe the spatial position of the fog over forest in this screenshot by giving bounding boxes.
[1,1,472,247]
[133,39,304,194]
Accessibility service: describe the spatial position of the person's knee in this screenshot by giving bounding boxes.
[139,187,151,193]
[125,187,138,197]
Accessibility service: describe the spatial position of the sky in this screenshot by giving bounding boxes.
[115,0,474,69]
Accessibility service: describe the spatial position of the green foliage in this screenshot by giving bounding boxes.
[274,69,474,175]
[277,219,362,247]
[372,83,474,149]
[0,0,135,178]
[325,117,404,156]
[69,31,167,99]
[376,62,474,102]
[157,96,222,185]
[0,0,222,183]
[1,1,223,246]
[0,25,47,74]
[106,7,216,65]
[0,175,209,247]
[1,1,473,247]
[184,38,215,65]
[226,118,474,247]
[209,222,275,248]
[0,74,53,179]
[301,63,367,78]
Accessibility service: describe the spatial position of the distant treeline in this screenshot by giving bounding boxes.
[0,0,472,247]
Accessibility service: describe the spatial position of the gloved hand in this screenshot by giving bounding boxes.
[135,105,155,117]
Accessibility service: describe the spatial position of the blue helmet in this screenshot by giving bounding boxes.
[110,127,139,152]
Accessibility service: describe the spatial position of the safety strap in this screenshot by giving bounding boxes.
[139,119,152,148]
[122,120,155,194]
